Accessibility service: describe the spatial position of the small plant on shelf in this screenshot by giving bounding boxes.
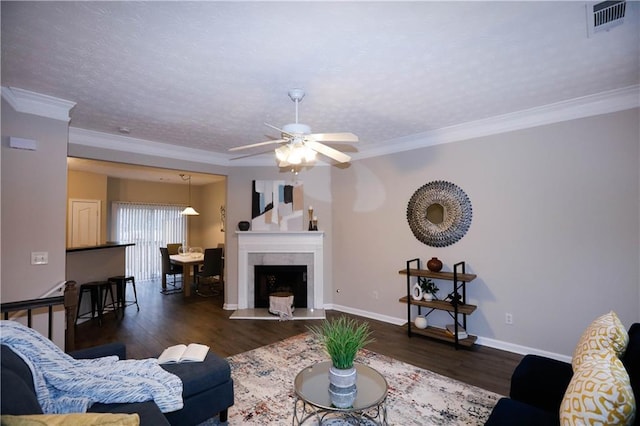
[418,277,439,296]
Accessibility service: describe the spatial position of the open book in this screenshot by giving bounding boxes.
[158,343,209,364]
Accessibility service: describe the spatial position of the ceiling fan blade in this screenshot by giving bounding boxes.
[230,148,277,160]
[309,132,358,143]
[264,122,284,132]
[264,122,295,138]
[228,139,286,152]
[305,140,352,163]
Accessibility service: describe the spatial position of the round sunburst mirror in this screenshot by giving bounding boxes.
[406,180,472,247]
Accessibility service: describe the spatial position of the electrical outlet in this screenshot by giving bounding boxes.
[372,290,379,300]
[505,312,513,325]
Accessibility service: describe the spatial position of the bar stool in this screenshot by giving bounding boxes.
[75,281,115,326]
[107,275,139,313]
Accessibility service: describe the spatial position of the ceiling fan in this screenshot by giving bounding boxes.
[229,89,358,167]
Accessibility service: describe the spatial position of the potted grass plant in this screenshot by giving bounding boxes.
[309,316,374,408]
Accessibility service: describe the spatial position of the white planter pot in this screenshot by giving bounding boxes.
[328,384,357,408]
[328,365,358,408]
[423,292,433,301]
[329,365,357,388]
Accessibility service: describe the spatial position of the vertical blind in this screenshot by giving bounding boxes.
[113,202,186,281]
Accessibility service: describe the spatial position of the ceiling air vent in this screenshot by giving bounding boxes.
[586,1,627,37]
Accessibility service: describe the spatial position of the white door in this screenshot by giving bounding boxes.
[68,199,100,247]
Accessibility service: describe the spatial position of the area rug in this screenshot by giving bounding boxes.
[202,332,502,425]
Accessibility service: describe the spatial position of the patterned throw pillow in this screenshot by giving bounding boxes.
[560,352,636,425]
[572,311,628,371]
[0,413,140,426]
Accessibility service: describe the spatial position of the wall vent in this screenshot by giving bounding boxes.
[586,1,627,37]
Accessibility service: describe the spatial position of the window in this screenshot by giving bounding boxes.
[113,202,186,281]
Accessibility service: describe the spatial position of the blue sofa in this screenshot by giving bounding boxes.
[1,342,234,426]
[485,323,640,425]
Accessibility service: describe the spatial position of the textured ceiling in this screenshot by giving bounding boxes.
[2,1,639,164]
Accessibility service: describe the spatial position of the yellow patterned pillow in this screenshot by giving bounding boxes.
[572,311,628,370]
[560,352,636,426]
[0,413,139,426]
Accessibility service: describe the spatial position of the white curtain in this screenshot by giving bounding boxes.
[113,202,186,281]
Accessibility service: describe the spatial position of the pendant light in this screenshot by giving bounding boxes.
[180,174,199,216]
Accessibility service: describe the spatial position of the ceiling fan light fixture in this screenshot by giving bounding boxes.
[275,144,290,162]
[303,145,317,162]
[274,143,316,166]
[287,147,303,165]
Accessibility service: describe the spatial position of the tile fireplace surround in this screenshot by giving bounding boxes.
[236,231,324,310]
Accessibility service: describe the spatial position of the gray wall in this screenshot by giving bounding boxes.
[331,108,640,356]
[1,98,69,301]
[1,98,70,347]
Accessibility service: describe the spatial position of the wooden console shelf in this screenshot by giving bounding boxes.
[398,296,477,315]
[399,259,477,349]
[402,324,478,347]
[399,268,477,283]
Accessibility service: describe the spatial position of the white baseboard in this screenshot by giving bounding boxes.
[476,336,571,363]
[326,304,407,326]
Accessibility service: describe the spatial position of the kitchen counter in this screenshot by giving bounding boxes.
[66,242,134,253]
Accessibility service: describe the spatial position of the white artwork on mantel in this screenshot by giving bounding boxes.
[251,180,303,231]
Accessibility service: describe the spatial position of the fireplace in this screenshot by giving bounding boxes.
[237,231,324,309]
[254,265,307,308]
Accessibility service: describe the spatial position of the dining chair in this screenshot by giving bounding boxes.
[167,243,182,255]
[160,247,183,293]
[195,248,223,297]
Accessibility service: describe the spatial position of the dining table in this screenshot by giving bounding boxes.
[169,253,204,297]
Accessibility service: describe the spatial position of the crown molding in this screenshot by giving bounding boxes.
[60,85,640,166]
[354,84,640,160]
[1,86,76,122]
[68,127,231,166]
[69,127,336,167]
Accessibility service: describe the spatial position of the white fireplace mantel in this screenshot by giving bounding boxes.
[237,231,324,309]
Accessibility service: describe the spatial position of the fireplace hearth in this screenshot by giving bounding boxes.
[254,265,308,308]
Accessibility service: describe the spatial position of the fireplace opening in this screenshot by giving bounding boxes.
[254,265,307,308]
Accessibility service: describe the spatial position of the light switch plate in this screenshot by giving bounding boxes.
[31,251,48,265]
[9,137,37,151]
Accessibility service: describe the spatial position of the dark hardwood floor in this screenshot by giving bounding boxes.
[75,278,522,396]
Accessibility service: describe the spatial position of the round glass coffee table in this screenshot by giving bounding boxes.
[293,361,388,425]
